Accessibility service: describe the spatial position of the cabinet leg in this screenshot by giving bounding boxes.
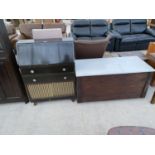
[71,98,76,102]
[151,91,155,104]
[34,102,38,106]
[25,99,29,104]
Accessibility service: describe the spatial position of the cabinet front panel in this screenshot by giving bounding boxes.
[77,73,149,103]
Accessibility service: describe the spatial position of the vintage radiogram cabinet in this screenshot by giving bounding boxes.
[16,38,76,104]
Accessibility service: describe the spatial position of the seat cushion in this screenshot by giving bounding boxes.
[122,34,155,43]
[72,27,91,37]
[91,27,107,37]
[91,36,106,40]
[76,37,91,40]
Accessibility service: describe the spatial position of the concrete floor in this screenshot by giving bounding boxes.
[0,86,155,135]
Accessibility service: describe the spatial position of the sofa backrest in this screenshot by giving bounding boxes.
[19,24,43,39]
[74,37,109,59]
[112,19,130,34]
[130,19,147,34]
[19,23,66,39]
[90,20,108,37]
[72,20,91,37]
[43,23,66,34]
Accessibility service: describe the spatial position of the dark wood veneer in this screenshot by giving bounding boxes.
[16,38,76,104]
[0,20,28,103]
[77,73,151,103]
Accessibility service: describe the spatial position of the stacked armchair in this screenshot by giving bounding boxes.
[5,22,67,51]
[71,19,114,58]
[71,19,114,51]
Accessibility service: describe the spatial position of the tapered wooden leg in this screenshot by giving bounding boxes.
[34,102,38,106]
[71,98,76,102]
[25,98,29,104]
[151,91,155,104]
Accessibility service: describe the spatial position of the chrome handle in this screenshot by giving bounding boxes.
[64,76,67,80]
[32,79,37,82]
[62,68,66,72]
[30,70,35,74]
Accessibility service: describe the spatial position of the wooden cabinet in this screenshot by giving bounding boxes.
[0,20,27,103]
[16,38,76,104]
[20,64,75,103]
[75,57,154,103]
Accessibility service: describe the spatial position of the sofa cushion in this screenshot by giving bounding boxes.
[122,34,155,43]
[131,19,147,34]
[72,27,91,37]
[73,20,90,27]
[90,20,108,37]
[72,20,91,37]
[112,19,130,35]
[91,20,108,26]
[91,36,106,40]
[76,37,91,40]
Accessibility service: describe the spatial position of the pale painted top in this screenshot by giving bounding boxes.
[75,56,155,77]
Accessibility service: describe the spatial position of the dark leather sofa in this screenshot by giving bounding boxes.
[111,19,155,51]
[71,19,114,51]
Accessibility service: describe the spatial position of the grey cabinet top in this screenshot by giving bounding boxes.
[16,38,74,66]
[75,56,155,77]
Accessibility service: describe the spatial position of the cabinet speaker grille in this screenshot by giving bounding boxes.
[27,81,74,99]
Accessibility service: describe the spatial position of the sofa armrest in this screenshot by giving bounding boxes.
[145,28,155,37]
[108,30,122,39]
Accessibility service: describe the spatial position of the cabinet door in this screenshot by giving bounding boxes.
[0,63,5,99]
[0,60,14,99]
[0,59,24,100]
[0,20,27,103]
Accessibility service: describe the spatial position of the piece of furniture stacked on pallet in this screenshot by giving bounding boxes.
[16,38,76,105]
[71,19,115,52]
[0,20,28,103]
[75,56,154,103]
[111,19,155,51]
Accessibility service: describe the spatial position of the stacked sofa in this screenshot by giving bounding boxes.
[111,19,155,51]
[71,19,155,52]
